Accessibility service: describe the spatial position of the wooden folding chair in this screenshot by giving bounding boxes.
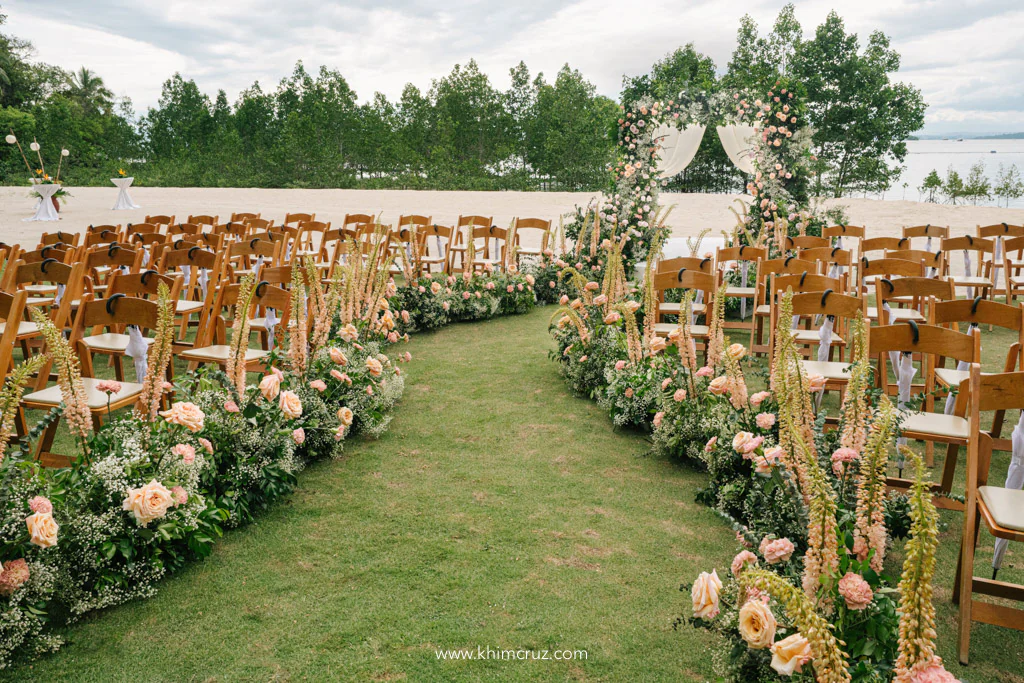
[294,220,332,259]
[858,257,923,306]
[652,269,717,352]
[715,245,767,334]
[871,321,979,487]
[144,215,175,231]
[942,236,995,301]
[449,215,493,272]
[38,231,80,248]
[156,245,224,340]
[822,224,866,242]
[956,366,1024,663]
[785,235,829,251]
[654,257,713,322]
[419,224,454,275]
[187,214,219,229]
[749,256,820,354]
[231,211,261,223]
[980,224,1024,298]
[512,217,552,264]
[283,212,315,227]
[902,224,948,251]
[874,276,955,326]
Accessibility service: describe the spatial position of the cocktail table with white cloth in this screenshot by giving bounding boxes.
[111,177,140,210]
[25,184,61,222]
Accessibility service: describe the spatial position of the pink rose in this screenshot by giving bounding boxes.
[403,352,412,362]
[309,379,327,392]
[224,400,239,413]
[462,291,471,300]
[171,486,188,506]
[756,446,784,474]
[755,413,776,429]
[259,373,281,401]
[172,443,196,465]
[750,391,771,406]
[704,436,718,453]
[96,379,122,394]
[330,369,345,381]
[731,550,758,576]
[624,387,634,398]
[334,424,347,441]
[198,437,214,454]
[695,366,713,378]
[661,378,672,390]
[559,295,569,305]
[593,294,608,305]
[292,428,305,445]
[838,572,873,611]
[741,435,764,455]
[673,388,687,402]
[615,360,627,371]
[653,411,664,428]
[28,496,52,514]
[759,537,795,564]
[909,662,959,683]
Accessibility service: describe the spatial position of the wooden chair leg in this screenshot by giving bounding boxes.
[34,418,60,460]
[940,443,959,495]
[958,498,978,665]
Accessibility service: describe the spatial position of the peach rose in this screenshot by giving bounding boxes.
[624,387,634,398]
[731,550,758,576]
[770,633,812,676]
[756,446,784,474]
[909,662,959,683]
[615,360,627,371]
[750,391,771,406]
[309,379,327,392]
[806,373,826,392]
[159,401,205,433]
[25,511,59,548]
[691,569,723,619]
[759,537,795,564]
[603,312,621,324]
[292,428,305,445]
[755,413,776,429]
[0,559,30,596]
[337,406,354,426]
[198,437,214,454]
[738,600,777,649]
[838,572,873,610]
[649,337,666,354]
[593,294,608,306]
[708,376,730,395]
[732,431,755,453]
[329,347,348,365]
[224,400,240,413]
[122,480,174,526]
[172,443,196,464]
[259,373,281,400]
[366,357,383,377]
[673,388,687,402]
[726,343,747,361]
[339,323,359,342]
[171,486,188,506]
[278,390,303,419]
[661,378,672,390]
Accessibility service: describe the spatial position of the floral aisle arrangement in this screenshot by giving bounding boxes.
[4,132,72,207]
[0,251,535,668]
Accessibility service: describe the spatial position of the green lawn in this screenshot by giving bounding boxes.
[8,307,1024,681]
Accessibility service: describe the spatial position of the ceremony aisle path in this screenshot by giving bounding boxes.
[17,308,735,681]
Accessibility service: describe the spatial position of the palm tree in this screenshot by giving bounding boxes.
[69,67,113,115]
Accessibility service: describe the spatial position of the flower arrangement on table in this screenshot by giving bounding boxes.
[4,131,71,205]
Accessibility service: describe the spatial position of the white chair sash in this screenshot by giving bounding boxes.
[126,325,149,382]
[264,307,279,349]
[53,284,66,308]
[253,255,265,279]
[816,316,834,363]
[739,261,750,319]
[197,268,209,301]
[141,245,151,268]
[964,249,974,298]
[944,323,979,414]
[994,411,1024,570]
[180,265,192,287]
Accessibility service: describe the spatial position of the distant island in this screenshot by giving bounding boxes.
[913,132,1024,140]
[978,132,1024,140]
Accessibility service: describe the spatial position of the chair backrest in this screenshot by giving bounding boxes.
[859,257,923,280]
[653,269,717,308]
[342,213,374,230]
[284,212,315,227]
[716,245,767,266]
[932,298,1024,371]
[84,229,123,247]
[18,245,72,264]
[12,259,86,329]
[128,222,161,236]
[168,223,203,237]
[796,247,853,267]
[785,235,830,251]
[860,237,906,256]
[216,221,251,241]
[144,215,175,228]
[187,214,218,227]
[158,245,221,273]
[883,249,944,272]
[86,224,121,235]
[657,256,713,275]
[822,225,866,240]
[105,270,183,300]
[513,217,552,253]
[977,223,1024,240]
[85,244,142,273]
[875,277,955,322]
[201,281,291,347]
[941,235,994,255]
[295,220,331,252]
[870,323,980,395]
[770,272,844,296]
[0,290,28,375]
[902,224,948,242]
[231,212,260,223]
[397,214,431,230]
[39,231,80,248]
[458,215,492,229]
[228,238,280,263]
[246,217,275,232]
[768,289,867,360]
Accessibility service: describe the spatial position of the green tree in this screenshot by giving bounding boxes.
[963,161,991,205]
[919,169,942,203]
[620,44,717,106]
[68,67,113,116]
[792,11,925,197]
[994,164,1024,207]
[724,4,802,92]
[942,166,966,205]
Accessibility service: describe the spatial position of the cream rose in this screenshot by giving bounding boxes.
[25,511,59,548]
[365,357,383,377]
[337,406,354,426]
[726,343,747,361]
[708,376,730,395]
[122,480,174,526]
[259,373,281,400]
[691,569,723,619]
[738,600,777,649]
[159,402,205,433]
[732,431,755,453]
[770,633,812,676]
[278,390,303,419]
[329,347,348,365]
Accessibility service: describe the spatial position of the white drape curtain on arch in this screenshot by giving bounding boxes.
[654,124,706,179]
[716,124,757,175]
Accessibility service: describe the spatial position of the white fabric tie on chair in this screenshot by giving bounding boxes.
[125,325,149,382]
[963,249,974,298]
[883,302,902,376]
[993,411,1024,571]
[264,307,279,349]
[739,262,749,319]
[993,236,1004,289]
[896,352,917,449]
[816,316,834,363]
[53,284,66,308]
[944,323,979,414]
[253,255,265,279]
[180,265,192,288]
[197,268,209,301]
[284,242,293,262]
[141,245,151,267]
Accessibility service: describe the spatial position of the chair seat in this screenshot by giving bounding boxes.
[179,345,268,363]
[420,256,446,263]
[724,286,756,297]
[26,297,55,307]
[23,284,57,294]
[798,360,851,380]
[82,333,154,353]
[657,302,706,315]
[792,330,844,344]
[175,300,204,314]
[655,322,709,337]
[23,377,144,411]
[951,276,993,287]
[0,320,39,337]
[979,486,1024,532]
[518,247,543,255]
[935,367,980,387]
[755,304,770,316]
[899,410,969,440]
[866,307,925,322]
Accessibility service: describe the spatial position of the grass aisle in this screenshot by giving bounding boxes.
[14,307,733,681]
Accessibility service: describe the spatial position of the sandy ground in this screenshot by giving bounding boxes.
[3,186,1024,247]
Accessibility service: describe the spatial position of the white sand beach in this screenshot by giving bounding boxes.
[3,186,1024,247]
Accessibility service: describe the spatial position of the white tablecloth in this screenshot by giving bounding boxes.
[111,177,140,210]
[24,184,61,222]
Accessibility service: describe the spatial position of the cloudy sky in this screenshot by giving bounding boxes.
[4,0,1023,134]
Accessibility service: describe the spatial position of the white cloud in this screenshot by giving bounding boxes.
[2,0,1022,133]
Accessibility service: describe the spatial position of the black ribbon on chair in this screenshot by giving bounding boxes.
[971,295,984,315]
[799,271,809,287]
[105,293,125,315]
[107,243,122,256]
[255,280,269,297]
[249,238,260,249]
[677,267,687,282]
[188,246,201,260]
[140,269,157,286]
[40,257,57,274]
[820,289,834,306]
[880,278,895,294]
[784,255,796,266]
[700,257,711,270]
[905,319,920,344]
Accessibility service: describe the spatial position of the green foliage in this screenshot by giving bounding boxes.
[994,163,1024,207]
[918,169,942,203]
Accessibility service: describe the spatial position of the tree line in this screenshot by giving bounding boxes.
[919,163,1024,206]
[0,4,924,197]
